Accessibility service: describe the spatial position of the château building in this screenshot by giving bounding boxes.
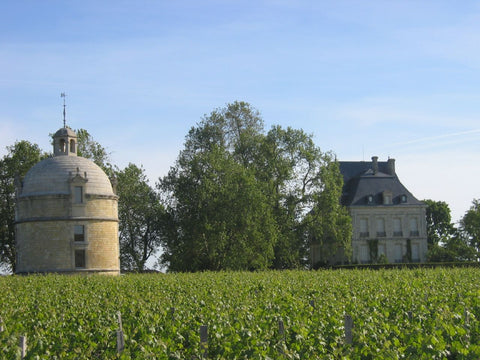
[339,156,428,264]
[15,127,120,274]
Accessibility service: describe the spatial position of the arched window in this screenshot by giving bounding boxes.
[70,139,76,153]
[59,139,66,153]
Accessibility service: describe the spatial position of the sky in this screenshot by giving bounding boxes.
[1,0,479,223]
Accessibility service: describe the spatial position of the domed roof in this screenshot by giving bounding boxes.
[21,156,114,197]
[54,127,77,138]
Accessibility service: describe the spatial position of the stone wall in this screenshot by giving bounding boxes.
[16,193,119,275]
[350,205,428,264]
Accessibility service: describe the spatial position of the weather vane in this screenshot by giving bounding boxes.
[61,92,67,128]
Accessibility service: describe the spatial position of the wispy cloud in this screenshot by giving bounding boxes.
[389,129,480,147]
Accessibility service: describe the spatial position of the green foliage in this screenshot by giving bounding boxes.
[423,199,455,247]
[159,101,350,271]
[0,269,480,358]
[116,163,166,272]
[75,129,114,177]
[0,141,47,272]
[460,199,480,259]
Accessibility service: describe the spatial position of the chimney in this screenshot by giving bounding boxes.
[387,158,396,176]
[371,156,378,174]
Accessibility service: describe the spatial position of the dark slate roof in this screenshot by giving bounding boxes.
[339,160,424,207]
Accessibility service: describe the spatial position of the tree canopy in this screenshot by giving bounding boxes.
[158,101,350,271]
[460,199,480,260]
[424,199,455,247]
[425,199,478,262]
[0,141,47,272]
[116,163,166,272]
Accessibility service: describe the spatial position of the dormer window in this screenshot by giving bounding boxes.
[367,195,374,204]
[383,191,392,205]
[401,194,407,203]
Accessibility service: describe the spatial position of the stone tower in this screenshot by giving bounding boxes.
[15,127,120,275]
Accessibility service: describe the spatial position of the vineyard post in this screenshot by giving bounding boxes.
[170,307,175,320]
[344,314,353,345]
[117,311,123,331]
[200,325,208,359]
[19,335,27,359]
[117,311,125,354]
[0,316,3,332]
[278,320,285,341]
[278,319,286,356]
[309,300,315,309]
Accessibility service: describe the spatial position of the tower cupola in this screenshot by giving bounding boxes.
[53,127,78,156]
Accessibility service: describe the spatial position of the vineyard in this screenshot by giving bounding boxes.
[1,268,479,359]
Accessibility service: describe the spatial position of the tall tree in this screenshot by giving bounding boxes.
[258,126,351,268]
[460,199,480,259]
[159,103,277,271]
[0,141,46,272]
[158,101,350,271]
[116,163,165,271]
[423,199,455,248]
[304,160,352,266]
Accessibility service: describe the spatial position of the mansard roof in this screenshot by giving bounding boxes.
[339,157,424,207]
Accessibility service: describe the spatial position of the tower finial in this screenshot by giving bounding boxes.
[61,92,67,128]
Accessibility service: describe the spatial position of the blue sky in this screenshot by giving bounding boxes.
[1,0,479,222]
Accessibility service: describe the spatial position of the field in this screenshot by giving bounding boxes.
[1,268,479,359]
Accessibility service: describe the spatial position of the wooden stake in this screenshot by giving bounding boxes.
[116,311,125,353]
[19,335,27,359]
[117,311,123,332]
[344,314,353,345]
[117,330,125,354]
[0,316,3,332]
[200,325,208,358]
[278,320,286,355]
[278,320,285,339]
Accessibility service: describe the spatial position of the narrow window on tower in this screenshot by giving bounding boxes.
[74,186,83,203]
[74,225,84,242]
[75,249,86,268]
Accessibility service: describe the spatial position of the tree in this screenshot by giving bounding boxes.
[258,126,351,268]
[158,101,350,271]
[304,160,352,266]
[116,163,165,271]
[75,129,114,176]
[0,141,46,272]
[423,199,455,248]
[427,231,477,262]
[159,103,278,271]
[460,199,480,259]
